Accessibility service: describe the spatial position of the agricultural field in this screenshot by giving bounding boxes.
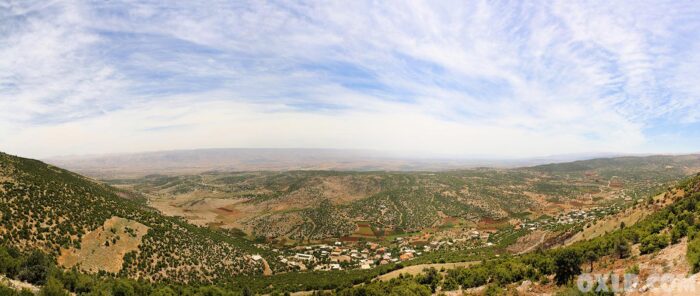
[2,152,700,295]
[105,154,700,243]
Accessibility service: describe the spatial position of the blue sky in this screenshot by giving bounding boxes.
[1,1,700,158]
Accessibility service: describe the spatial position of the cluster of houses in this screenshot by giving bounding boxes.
[410,228,496,250]
[268,202,631,272]
[550,206,623,226]
[508,204,624,233]
[274,241,422,271]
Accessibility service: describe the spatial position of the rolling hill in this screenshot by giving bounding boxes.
[0,152,279,284]
[104,154,700,243]
[3,151,700,295]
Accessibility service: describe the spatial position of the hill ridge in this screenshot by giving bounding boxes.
[0,152,278,283]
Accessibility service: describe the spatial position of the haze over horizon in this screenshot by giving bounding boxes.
[2,1,700,159]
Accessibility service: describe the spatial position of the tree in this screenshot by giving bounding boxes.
[554,249,582,285]
[151,287,177,296]
[388,280,431,296]
[0,283,19,296]
[484,284,505,296]
[416,268,442,293]
[18,250,50,285]
[242,286,253,296]
[39,277,69,296]
[640,234,669,254]
[0,246,19,277]
[687,236,700,273]
[442,277,460,291]
[672,221,689,244]
[585,250,598,272]
[671,227,683,244]
[613,237,631,259]
[112,279,135,296]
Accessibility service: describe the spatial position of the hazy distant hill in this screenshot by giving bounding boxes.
[45,148,623,178]
[532,154,700,172]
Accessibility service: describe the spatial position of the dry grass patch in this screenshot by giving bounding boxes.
[58,216,149,273]
[507,230,550,254]
[377,261,479,281]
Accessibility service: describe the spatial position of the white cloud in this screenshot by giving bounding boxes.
[2,96,646,158]
[0,2,128,123]
[1,1,699,159]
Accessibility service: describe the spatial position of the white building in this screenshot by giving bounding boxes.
[294,253,315,261]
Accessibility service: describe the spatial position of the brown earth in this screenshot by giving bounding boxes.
[377,261,479,281]
[507,230,550,254]
[58,216,149,273]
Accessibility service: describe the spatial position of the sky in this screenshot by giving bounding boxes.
[1,0,700,159]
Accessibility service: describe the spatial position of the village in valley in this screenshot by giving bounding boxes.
[264,197,633,272]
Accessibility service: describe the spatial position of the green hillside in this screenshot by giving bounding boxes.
[0,152,278,284]
[321,173,700,295]
[108,155,700,241]
[2,153,700,295]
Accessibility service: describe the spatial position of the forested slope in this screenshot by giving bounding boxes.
[0,152,277,283]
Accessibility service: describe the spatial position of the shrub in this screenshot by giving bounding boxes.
[554,249,582,285]
[39,277,69,296]
[687,237,700,273]
[640,234,669,254]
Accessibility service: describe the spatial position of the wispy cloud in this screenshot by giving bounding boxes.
[1,0,699,158]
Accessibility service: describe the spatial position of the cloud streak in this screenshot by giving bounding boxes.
[1,0,699,158]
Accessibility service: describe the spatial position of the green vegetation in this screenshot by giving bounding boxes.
[109,155,700,241]
[439,173,700,292]
[0,152,278,284]
[533,155,700,198]
[0,284,33,296]
[687,234,700,273]
[639,233,669,254]
[553,249,582,285]
[291,172,699,295]
[2,151,700,295]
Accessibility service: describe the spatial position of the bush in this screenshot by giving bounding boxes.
[554,249,582,285]
[0,246,19,277]
[441,277,459,291]
[18,250,51,285]
[112,280,136,296]
[0,283,19,296]
[613,237,631,259]
[687,237,700,273]
[484,284,505,296]
[640,234,669,254]
[150,287,177,296]
[39,277,69,296]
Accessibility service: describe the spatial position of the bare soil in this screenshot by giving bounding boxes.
[58,216,149,273]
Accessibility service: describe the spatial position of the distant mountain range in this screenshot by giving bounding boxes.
[44,148,631,178]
